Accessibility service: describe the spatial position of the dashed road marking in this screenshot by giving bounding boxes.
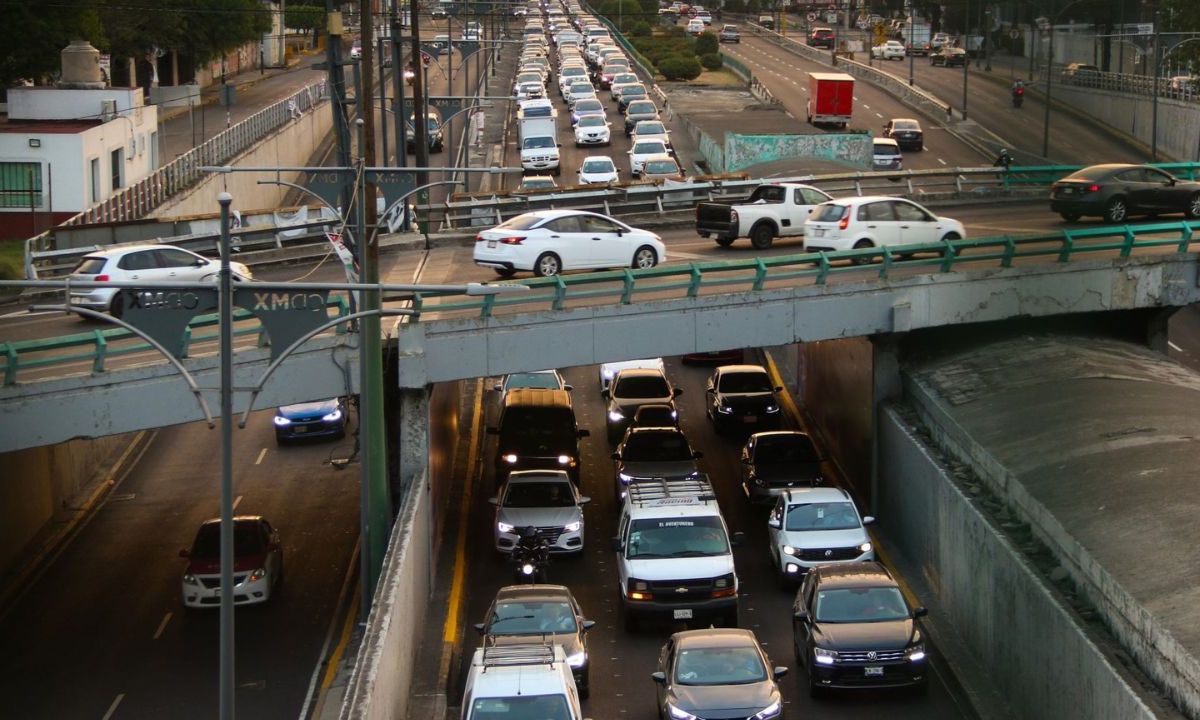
[153,612,172,640]
[255,447,267,465]
[1169,341,1184,353]
[937,158,947,165]
[232,494,243,510]
[101,694,125,720]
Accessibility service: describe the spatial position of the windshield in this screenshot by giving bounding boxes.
[469,695,571,720]
[499,408,577,446]
[577,116,605,128]
[522,136,556,150]
[674,647,766,686]
[894,120,919,130]
[613,374,670,398]
[717,372,771,393]
[497,214,544,230]
[633,141,666,154]
[503,480,575,507]
[489,600,578,635]
[570,82,592,92]
[72,257,107,274]
[627,516,728,558]
[582,159,614,173]
[812,203,848,222]
[815,587,910,623]
[756,435,818,463]
[874,143,900,157]
[637,122,665,134]
[521,180,554,190]
[562,67,585,76]
[622,431,692,461]
[505,372,561,390]
[644,160,679,174]
[1063,166,1115,181]
[785,501,860,531]
[627,101,656,114]
[575,100,603,113]
[191,522,264,560]
[624,86,647,96]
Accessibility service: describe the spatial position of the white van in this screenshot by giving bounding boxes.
[612,476,742,631]
[461,644,590,720]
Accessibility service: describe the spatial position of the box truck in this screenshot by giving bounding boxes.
[806,73,854,128]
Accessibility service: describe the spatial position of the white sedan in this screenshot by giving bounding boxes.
[803,196,965,260]
[574,115,611,146]
[577,156,619,184]
[872,40,906,60]
[627,138,669,177]
[473,209,665,277]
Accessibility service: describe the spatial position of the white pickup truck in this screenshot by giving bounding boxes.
[695,183,832,249]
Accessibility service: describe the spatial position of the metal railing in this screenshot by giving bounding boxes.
[1056,69,1200,103]
[3,221,1196,386]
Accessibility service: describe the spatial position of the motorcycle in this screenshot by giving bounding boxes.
[1012,87,1025,108]
[510,528,550,584]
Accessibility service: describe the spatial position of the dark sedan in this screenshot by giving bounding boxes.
[740,430,823,503]
[792,562,928,695]
[653,628,785,720]
[882,118,924,151]
[612,426,703,501]
[1050,163,1200,223]
[273,398,346,443]
[929,47,966,66]
[705,364,783,435]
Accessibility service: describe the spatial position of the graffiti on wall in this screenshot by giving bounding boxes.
[723,132,873,172]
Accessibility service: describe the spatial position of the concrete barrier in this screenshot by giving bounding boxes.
[876,404,1165,720]
[1049,83,1199,163]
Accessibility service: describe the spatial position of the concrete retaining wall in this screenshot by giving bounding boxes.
[1050,84,1200,163]
[796,337,873,503]
[723,132,872,173]
[339,470,432,720]
[150,101,334,218]
[877,405,1160,720]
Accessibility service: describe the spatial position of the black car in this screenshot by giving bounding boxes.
[603,368,681,442]
[488,388,589,483]
[652,628,786,720]
[792,562,928,695]
[740,430,822,503]
[705,364,783,435]
[929,46,966,67]
[882,118,924,152]
[1050,163,1200,224]
[475,584,596,696]
[631,402,679,429]
[612,426,703,500]
[808,27,836,48]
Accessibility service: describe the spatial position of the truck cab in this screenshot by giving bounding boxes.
[695,183,832,250]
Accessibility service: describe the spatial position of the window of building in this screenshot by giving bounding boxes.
[111,147,124,190]
[0,161,43,208]
[90,158,101,202]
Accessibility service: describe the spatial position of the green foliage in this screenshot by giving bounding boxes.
[0,0,103,89]
[663,24,688,38]
[631,34,695,66]
[286,4,325,34]
[723,0,746,12]
[631,20,652,38]
[700,52,723,70]
[695,30,718,56]
[658,54,702,81]
[636,0,659,15]
[597,0,643,32]
[180,0,273,66]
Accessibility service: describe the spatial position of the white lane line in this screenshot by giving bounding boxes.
[0,310,60,319]
[862,104,870,109]
[875,112,883,118]
[937,158,947,165]
[101,694,125,720]
[255,447,267,465]
[153,612,173,640]
[1169,341,1184,353]
[233,495,243,510]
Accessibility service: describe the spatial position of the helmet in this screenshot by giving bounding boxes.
[519,526,539,539]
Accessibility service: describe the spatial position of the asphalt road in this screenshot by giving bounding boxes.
[448,360,979,719]
[0,410,360,719]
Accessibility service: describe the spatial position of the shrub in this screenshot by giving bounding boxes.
[663,24,688,38]
[631,20,652,37]
[0,259,17,281]
[658,54,703,81]
[700,52,723,70]
[695,31,718,56]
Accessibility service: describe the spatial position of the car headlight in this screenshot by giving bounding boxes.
[322,409,343,422]
[273,415,292,427]
[752,701,781,720]
[521,563,535,576]
[564,521,582,532]
[557,454,571,466]
[503,453,518,464]
[782,545,797,556]
[618,472,633,483]
[566,651,587,667]
[247,568,266,583]
[717,405,733,414]
[608,409,624,422]
[667,704,699,720]
[497,521,515,534]
[859,542,873,553]
[765,404,780,413]
[183,573,200,586]
[906,643,926,662]
[814,647,837,665]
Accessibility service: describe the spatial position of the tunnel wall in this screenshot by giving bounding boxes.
[797,337,874,504]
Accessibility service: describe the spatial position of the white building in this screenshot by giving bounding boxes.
[0,40,158,238]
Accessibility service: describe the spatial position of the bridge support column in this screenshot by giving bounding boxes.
[1145,308,1178,356]
[397,387,430,501]
[870,333,905,514]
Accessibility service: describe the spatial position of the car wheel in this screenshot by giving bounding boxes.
[533,253,562,277]
[1060,211,1082,222]
[940,231,962,245]
[494,267,517,278]
[578,670,590,699]
[108,293,125,320]
[1104,197,1128,224]
[852,239,875,265]
[632,245,658,270]
[749,222,775,250]
[723,607,739,627]
[715,236,735,247]
[1187,192,1200,219]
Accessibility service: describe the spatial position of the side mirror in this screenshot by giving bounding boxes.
[474,623,486,635]
[693,451,704,459]
[579,496,591,505]
[773,666,789,680]
[862,515,875,525]
[651,671,667,684]
[740,455,752,465]
[793,609,809,622]
[563,384,574,392]
[486,427,499,435]
[767,518,781,530]
[601,389,610,399]
[179,549,190,558]
[583,619,596,631]
[488,497,499,505]
[195,258,209,267]
[731,531,745,546]
[913,606,928,618]
[610,536,623,551]
[673,387,683,396]
[578,429,590,438]
[611,451,621,460]
[493,382,503,392]
[774,386,784,392]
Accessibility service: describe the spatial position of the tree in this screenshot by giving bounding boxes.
[179,0,272,67]
[696,30,718,55]
[700,52,723,70]
[0,0,103,89]
[658,54,702,80]
[286,4,326,44]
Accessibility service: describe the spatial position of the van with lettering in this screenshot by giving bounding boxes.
[611,476,743,631]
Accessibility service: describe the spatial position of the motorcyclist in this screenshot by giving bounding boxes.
[1011,79,1025,107]
[512,526,549,581]
[993,148,1012,170]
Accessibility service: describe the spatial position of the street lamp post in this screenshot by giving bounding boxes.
[1041,0,1100,160]
[908,10,914,86]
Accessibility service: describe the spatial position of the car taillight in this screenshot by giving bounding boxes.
[475,233,485,242]
[499,236,524,245]
[95,274,110,282]
[1087,184,1101,192]
[838,213,850,230]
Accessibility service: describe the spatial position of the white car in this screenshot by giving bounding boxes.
[803,196,966,258]
[630,119,671,149]
[564,80,596,106]
[872,137,903,171]
[574,115,611,146]
[557,65,589,94]
[516,81,545,101]
[872,40,906,60]
[180,516,283,608]
[627,138,669,177]
[598,357,665,393]
[766,487,874,582]
[577,155,619,184]
[67,243,254,317]
[490,470,590,554]
[473,209,665,277]
[609,74,640,100]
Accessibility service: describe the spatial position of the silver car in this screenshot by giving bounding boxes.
[490,470,590,554]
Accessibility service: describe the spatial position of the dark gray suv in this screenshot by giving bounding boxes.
[652,628,785,720]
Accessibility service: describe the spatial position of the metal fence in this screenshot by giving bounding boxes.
[1057,69,1200,103]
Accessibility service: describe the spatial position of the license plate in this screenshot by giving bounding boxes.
[1059,188,1073,195]
[742,416,757,423]
[864,666,884,677]
[292,426,308,433]
[812,228,825,237]
[487,240,497,248]
[69,296,85,304]
[673,608,693,620]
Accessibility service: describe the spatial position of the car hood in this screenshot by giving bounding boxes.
[715,391,776,409]
[813,619,915,650]
[619,459,698,480]
[624,554,733,580]
[751,461,820,484]
[614,397,672,414]
[278,399,339,419]
[189,553,266,575]
[490,631,583,658]
[497,507,581,528]
[669,681,777,716]
[778,526,868,549]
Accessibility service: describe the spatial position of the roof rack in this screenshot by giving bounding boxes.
[626,475,716,506]
[480,643,558,671]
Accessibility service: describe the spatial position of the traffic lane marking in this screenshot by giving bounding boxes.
[152,612,172,640]
[255,447,267,465]
[100,694,125,720]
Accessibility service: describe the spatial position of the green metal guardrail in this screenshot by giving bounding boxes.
[1,222,1196,386]
[1,296,350,386]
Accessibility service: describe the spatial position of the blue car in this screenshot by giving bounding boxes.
[274,398,347,443]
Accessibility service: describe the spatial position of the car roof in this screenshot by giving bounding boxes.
[673,627,759,649]
[501,387,573,409]
[84,243,188,259]
[613,367,668,381]
[494,584,575,604]
[812,561,897,587]
[780,486,852,504]
[873,137,900,147]
[891,118,920,124]
[514,208,616,222]
[715,364,768,375]
[506,469,573,484]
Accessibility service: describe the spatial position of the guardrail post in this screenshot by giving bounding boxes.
[1177,222,1194,253]
[878,251,893,279]
[1120,227,1137,258]
[1057,231,1076,263]
[939,242,956,273]
[92,330,108,374]
[1001,236,1016,268]
[411,293,425,315]
[752,258,768,291]
[480,293,496,319]
[552,276,567,311]
[3,343,17,385]
[620,269,635,304]
[687,265,702,297]
[815,253,831,285]
[179,325,192,359]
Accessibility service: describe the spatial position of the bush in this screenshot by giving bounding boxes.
[695,31,718,56]
[663,24,688,38]
[700,52,723,70]
[658,54,703,81]
[631,20,652,37]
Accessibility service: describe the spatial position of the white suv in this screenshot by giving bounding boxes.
[613,476,742,631]
[461,644,590,720]
[490,470,590,555]
[766,486,874,583]
[802,196,965,257]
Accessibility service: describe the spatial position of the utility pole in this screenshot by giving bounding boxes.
[392,0,407,169]
[325,0,354,209]
[411,0,430,193]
